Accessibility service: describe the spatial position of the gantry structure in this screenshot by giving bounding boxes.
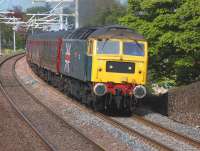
[0,0,78,54]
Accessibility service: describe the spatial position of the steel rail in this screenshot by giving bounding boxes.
[56,97,172,151]
[24,62,172,151]
[94,112,172,151]
[13,56,105,151]
[0,54,57,151]
[132,114,200,149]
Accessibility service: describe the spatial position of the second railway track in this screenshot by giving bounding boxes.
[54,92,200,151]
[131,114,200,149]
[49,83,200,151]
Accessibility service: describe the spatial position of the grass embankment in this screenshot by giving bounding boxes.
[1,49,25,57]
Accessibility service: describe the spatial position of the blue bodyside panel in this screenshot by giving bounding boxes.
[86,56,92,81]
[60,39,91,82]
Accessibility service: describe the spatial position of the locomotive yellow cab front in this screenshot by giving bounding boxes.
[91,38,148,86]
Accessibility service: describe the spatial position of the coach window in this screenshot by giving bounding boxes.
[88,40,93,55]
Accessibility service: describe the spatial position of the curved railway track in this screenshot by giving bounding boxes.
[49,80,200,151]
[95,110,200,151]
[131,114,200,149]
[0,54,55,151]
[5,54,200,151]
[95,113,172,151]
[56,96,172,151]
[0,54,104,151]
[56,87,200,151]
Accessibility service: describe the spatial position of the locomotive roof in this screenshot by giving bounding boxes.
[89,25,145,41]
[65,25,145,41]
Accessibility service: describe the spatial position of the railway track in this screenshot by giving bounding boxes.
[95,113,172,151]
[95,112,200,151]
[0,54,104,151]
[55,86,200,151]
[0,54,54,151]
[0,54,56,151]
[57,96,171,150]
[12,55,200,151]
[131,114,200,149]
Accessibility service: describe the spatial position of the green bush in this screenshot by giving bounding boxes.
[120,0,200,86]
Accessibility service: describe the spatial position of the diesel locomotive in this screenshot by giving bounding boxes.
[26,26,148,113]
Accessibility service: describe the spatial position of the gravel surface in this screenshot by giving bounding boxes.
[136,107,200,142]
[0,55,51,151]
[168,82,200,126]
[1,56,103,151]
[15,57,160,151]
[112,116,199,151]
[0,91,52,151]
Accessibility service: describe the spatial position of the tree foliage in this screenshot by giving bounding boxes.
[88,0,126,26]
[26,3,51,14]
[120,0,200,86]
[0,4,52,51]
[0,6,26,50]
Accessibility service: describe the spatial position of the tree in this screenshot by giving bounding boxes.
[120,0,200,86]
[26,3,51,14]
[1,6,26,51]
[88,0,126,26]
[7,6,24,19]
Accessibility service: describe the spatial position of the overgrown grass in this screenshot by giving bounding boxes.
[2,48,25,56]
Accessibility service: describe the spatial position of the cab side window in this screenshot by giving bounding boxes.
[88,40,93,55]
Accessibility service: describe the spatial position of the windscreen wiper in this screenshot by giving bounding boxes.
[126,36,144,51]
[98,39,109,54]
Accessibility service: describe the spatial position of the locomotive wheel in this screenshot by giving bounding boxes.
[58,77,64,92]
[115,95,123,111]
[47,71,52,84]
[126,96,135,115]
[64,80,72,97]
[104,94,120,115]
[86,94,93,107]
[91,96,104,112]
[105,94,112,111]
[80,94,87,105]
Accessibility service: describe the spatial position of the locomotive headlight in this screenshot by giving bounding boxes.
[109,65,113,69]
[133,85,147,99]
[93,83,107,96]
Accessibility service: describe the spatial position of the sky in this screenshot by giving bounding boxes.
[0,0,47,11]
[0,0,127,11]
